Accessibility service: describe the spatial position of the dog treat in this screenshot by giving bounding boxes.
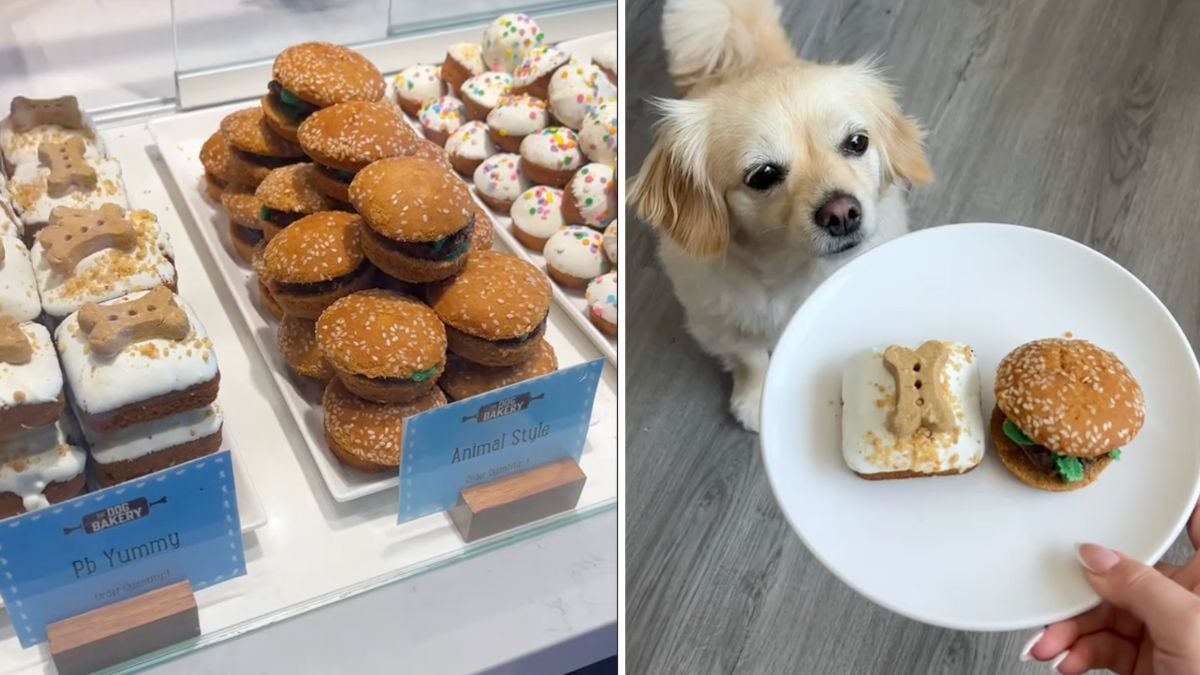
[77,286,190,356]
[882,341,955,437]
[461,72,513,121]
[85,404,223,487]
[486,94,549,153]
[445,121,497,177]
[0,421,87,518]
[562,163,615,229]
[473,153,530,213]
[510,185,566,251]
[481,13,544,73]
[37,203,136,274]
[0,200,20,238]
[56,289,219,432]
[585,271,617,337]
[520,127,584,188]
[10,96,85,133]
[579,100,617,166]
[842,341,985,479]
[442,43,486,96]
[512,46,571,100]
[439,339,558,401]
[543,225,611,288]
[0,320,65,441]
[323,378,447,472]
[592,42,616,84]
[548,61,617,131]
[0,237,41,321]
[39,138,97,198]
[417,96,466,147]
[603,220,618,265]
[7,154,128,231]
[32,207,176,320]
[394,64,445,118]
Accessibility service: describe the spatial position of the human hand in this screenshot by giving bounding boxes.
[1020,506,1200,674]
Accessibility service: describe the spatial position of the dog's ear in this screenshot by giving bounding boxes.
[866,78,934,187]
[630,100,729,259]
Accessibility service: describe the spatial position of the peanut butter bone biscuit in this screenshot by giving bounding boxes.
[39,137,97,198]
[883,341,955,437]
[0,315,32,365]
[37,204,136,274]
[10,95,84,133]
[78,287,190,356]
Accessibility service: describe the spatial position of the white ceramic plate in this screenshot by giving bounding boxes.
[761,223,1200,631]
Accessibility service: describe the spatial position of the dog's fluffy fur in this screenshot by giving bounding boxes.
[631,0,933,431]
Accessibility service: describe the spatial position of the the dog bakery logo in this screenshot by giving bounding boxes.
[461,392,546,423]
[62,497,167,535]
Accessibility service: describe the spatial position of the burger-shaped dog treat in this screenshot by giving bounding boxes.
[220,107,304,188]
[439,339,558,401]
[255,163,337,236]
[349,157,474,283]
[323,378,447,472]
[221,185,269,263]
[262,211,376,319]
[316,290,447,404]
[993,338,1145,491]
[426,250,552,367]
[199,132,235,201]
[298,101,418,204]
[263,42,385,143]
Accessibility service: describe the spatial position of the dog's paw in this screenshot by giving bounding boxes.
[730,388,761,433]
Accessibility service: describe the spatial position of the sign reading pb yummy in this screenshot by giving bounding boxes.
[0,451,245,647]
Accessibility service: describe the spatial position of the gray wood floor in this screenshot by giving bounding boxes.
[625,0,1200,673]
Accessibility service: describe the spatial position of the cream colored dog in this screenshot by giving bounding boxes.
[631,0,934,431]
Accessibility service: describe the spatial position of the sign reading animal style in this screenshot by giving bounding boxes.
[0,451,245,647]
[398,359,605,523]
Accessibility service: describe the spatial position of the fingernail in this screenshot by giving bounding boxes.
[1048,649,1069,672]
[1018,629,1044,661]
[1076,542,1120,573]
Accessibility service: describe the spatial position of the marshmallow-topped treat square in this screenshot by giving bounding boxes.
[0,318,65,440]
[0,95,105,170]
[55,287,219,432]
[32,204,176,320]
[7,143,127,230]
[842,340,985,479]
[0,420,87,517]
[0,236,41,321]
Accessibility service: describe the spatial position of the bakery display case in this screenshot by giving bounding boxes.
[0,1,616,672]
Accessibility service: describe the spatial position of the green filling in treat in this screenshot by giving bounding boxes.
[411,366,438,383]
[280,88,302,107]
[1109,449,1122,460]
[259,206,272,220]
[1054,455,1085,483]
[1002,418,1034,446]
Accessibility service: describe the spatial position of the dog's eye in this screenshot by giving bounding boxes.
[744,164,786,191]
[842,133,869,156]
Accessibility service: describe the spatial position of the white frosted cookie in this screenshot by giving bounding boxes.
[482,13,544,73]
[519,127,584,183]
[445,121,496,164]
[0,421,86,513]
[486,94,549,143]
[548,61,617,130]
[473,153,529,211]
[0,118,105,171]
[579,100,617,166]
[417,96,465,144]
[592,41,616,79]
[0,236,41,321]
[841,341,985,478]
[461,72,513,116]
[446,43,486,77]
[510,186,565,248]
[542,225,611,288]
[513,45,571,92]
[87,404,223,466]
[585,271,617,336]
[32,208,176,319]
[393,64,444,113]
[563,163,615,229]
[602,220,618,265]
[0,321,62,414]
[8,156,128,228]
[55,289,219,420]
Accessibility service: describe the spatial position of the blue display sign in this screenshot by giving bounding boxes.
[0,450,246,647]
[398,358,605,523]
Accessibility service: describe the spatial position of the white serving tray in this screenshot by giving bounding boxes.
[148,88,617,503]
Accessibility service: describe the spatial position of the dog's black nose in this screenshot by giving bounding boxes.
[815,193,862,236]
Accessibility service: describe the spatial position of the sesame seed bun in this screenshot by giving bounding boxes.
[221,186,265,229]
[220,107,304,158]
[273,42,385,109]
[407,138,454,171]
[470,202,494,251]
[995,338,1145,458]
[200,132,233,182]
[316,290,446,382]
[426,250,552,342]
[990,405,1112,491]
[255,163,336,213]
[348,157,473,242]
[278,316,335,383]
[263,212,367,285]
[323,378,446,472]
[439,339,558,401]
[298,101,419,172]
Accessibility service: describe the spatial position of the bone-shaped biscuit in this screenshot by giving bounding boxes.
[38,137,97,198]
[883,341,956,437]
[37,204,136,274]
[0,315,32,365]
[10,96,85,133]
[78,287,190,356]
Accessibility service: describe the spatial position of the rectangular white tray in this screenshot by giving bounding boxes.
[148,89,617,503]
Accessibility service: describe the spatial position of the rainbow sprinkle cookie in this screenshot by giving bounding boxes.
[482,14,545,73]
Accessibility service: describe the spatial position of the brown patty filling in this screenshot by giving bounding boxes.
[233,148,295,169]
[260,206,307,227]
[370,219,474,261]
[316,163,357,185]
[274,261,372,296]
[233,224,265,246]
[449,318,547,348]
[1019,444,1100,475]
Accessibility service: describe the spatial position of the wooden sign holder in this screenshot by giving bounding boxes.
[450,459,587,542]
[48,580,200,675]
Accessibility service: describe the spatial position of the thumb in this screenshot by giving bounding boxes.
[1077,543,1200,648]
